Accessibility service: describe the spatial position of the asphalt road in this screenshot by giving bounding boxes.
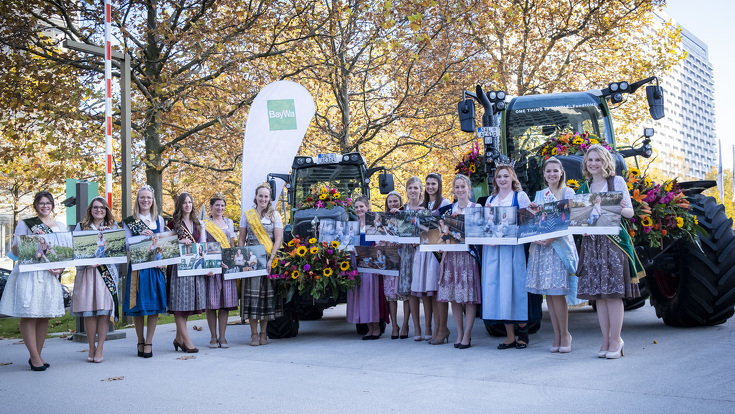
[1,302,734,413]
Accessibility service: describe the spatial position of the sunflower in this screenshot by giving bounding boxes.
[334,193,341,199]
[551,147,558,155]
[296,246,307,257]
[321,188,327,194]
[664,181,673,192]
[323,267,333,277]
[590,138,599,145]
[469,164,476,173]
[287,239,295,247]
[627,182,633,191]
[271,259,279,268]
[340,261,350,271]
[641,216,653,227]
[319,194,327,200]
[330,241,340,249]
[572,137,583,145]
[644,177,652,187]
[291,270,300,279]
[694,216,698,225]
[676,217,684,228]
[566,179,579,190]
[629,167,641,177]
[308,237,317,244]
[309,246,319,254]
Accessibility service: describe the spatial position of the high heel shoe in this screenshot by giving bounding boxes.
[28,359,47,371]
[413,335,423,341]
[559,334,572,353]
[598,349,608,358]
[173,339,181,352]
[143,343,153,358]
[93,356,104,363]
[179,342,199,353]
[605,340,624,359]
[251,334,260,346]
[137,342,145,357]
[260,333,268,345]
[458,339,471,349]
[430,331,450,345]
[550,346,560,353]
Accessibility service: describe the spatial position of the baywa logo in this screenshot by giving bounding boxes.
[267,99,297,131]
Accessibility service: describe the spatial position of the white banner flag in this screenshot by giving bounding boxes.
[240,81,315,224]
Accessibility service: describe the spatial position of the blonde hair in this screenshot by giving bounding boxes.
[542,156,567,191]
[384,191,403,212]
[491,166,523,195]
[253,183,276,222]
[353,195,371,212]
[133,186,158,219]
[405,176,423,203]
[453,174,472,194]
[582,144,616,180]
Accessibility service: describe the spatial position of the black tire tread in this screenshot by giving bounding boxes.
[647,194,735,326]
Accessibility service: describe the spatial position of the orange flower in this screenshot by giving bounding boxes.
[629,228,635,237]
[661,229,667,237]
[632,189,646,203]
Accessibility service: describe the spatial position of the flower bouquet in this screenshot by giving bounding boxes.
[297,182,354,215]
[455,141,487,197]
[625,167,703,249]
[270,236,359,301]
[537,132,612,159]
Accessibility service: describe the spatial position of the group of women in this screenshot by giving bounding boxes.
[345,144,641,359]
[0,182,283,370]
[0,144,641,371]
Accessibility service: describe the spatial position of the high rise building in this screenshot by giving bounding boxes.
[652,12,717,180]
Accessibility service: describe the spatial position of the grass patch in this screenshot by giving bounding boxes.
[0,306,240,339]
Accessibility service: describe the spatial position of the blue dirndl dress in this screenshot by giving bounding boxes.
[123,216,167,316]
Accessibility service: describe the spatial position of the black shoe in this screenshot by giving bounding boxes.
[458,340,471,350]
[28,359,46,371]
[454,343,460,348]
[362,335,373,340]
[516,325,530,348]
[497,341,517,350]
[43,363,50,368]
[515,342,528,349]
[391,335,399,340]
[399,335,408,339]
[137,342,145,357]
[143,343,153,358]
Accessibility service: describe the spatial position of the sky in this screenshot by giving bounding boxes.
[664,1,734,170]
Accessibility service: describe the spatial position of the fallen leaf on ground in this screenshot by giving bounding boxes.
[54,321,62,325]
[124,324,134,328]
[177,355,196,360]
[102,376,124,382]
[0,362,12,366]
[79,348,89,352]
[192,325,202,331]
[653,340,658,344]
[14,340,24,345]
[59,334,67,339]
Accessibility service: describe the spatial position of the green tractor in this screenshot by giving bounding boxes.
[264,153,394,337]
[458,78,735,327]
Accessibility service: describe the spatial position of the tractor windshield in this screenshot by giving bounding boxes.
[292,164,365,204]
[504,92,613,157]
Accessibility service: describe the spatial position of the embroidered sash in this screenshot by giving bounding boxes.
[245,209,273,254]
[204,220,231,248]
[23,217,52,234]
[122,215,152,309]
[578,180,646,282]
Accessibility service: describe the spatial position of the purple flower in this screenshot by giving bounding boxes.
[643,226,651,234]
[327,249,333,254]
[630,218,635,223]
[303,264,311,272]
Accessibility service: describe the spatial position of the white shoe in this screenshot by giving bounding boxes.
[605,340,624,359]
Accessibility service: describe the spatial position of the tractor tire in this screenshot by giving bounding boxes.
[297,305,324,321]
[647,194,735,326]
[266,307,300,339]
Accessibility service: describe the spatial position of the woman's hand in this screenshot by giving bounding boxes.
[99,226,111,231]
[48,268,63,276]
[141,229,154,236]
[389,208,400,213]
[181,238,192,246]
[222,263,229,270]
[34,229,45,235]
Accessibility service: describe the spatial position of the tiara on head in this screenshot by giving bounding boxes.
[495,157,516,168]
[139,184,155,194]
[211,192,226,200]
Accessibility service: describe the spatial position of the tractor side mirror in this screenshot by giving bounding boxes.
[458,99,476,133]
[378,173,394,194]
[646,85,665,120]
[268,179,277,201]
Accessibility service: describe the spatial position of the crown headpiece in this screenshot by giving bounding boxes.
[139,184,155,194]
[495,157,516,168]
[211,192,226,200]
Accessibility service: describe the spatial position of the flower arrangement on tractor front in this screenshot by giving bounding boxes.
[454,141,486,187]
[297,182,355,215]
[537,132,611,159]
[269,236,359,301]
[625,167,703,249]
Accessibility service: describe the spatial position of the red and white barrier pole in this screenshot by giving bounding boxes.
[104,0,113,207]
